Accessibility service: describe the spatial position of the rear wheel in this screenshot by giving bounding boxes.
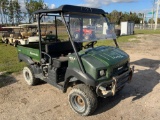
[23,66,38,86]
[68,84,97,116]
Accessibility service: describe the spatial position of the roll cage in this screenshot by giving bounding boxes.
[34,5,118,74]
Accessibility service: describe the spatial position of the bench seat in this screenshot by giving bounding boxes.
[45,41,82,68]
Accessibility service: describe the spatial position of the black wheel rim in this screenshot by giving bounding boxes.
[71,94,85,113]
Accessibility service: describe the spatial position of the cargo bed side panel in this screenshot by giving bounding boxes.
[17,45,40,62]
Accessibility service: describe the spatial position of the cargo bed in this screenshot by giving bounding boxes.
[17,42,82,63]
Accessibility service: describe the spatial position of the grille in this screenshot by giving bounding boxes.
[112,62,128,76]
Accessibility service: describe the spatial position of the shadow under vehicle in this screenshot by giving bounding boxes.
[17,5,134,116]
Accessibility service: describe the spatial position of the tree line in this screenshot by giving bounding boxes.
[0,1,160,26]
[106,10,160,25]
[0,0,47,25]
[106,10,141,25]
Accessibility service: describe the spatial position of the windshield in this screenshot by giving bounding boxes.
[65,13,116,42]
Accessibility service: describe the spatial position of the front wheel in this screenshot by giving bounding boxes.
[68,84,97,116]
[23,66,38,86]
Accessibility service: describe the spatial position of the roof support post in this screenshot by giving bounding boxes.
[61,12,86,73]
[37,13,42,62]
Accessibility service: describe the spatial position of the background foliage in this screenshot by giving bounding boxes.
[1,1,160,26]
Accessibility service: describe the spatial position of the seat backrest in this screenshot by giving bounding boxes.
[10,34,13,38]
[44,35,58,42]
[21,32,28,38]
[27,32,32,37]
[3,32,10,37]
[13,33,22,39]
[41,32,46,36]
[45,41,74,57]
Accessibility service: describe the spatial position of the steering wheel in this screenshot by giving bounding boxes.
[83,41,97,49]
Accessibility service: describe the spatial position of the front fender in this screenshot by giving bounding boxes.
[63,68,96,92]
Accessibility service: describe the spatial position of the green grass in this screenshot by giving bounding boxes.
[96,34,137,46]
[117,35,135,42]
[58,34,68,40]
[0,39,26,74]
[135,29,160,34]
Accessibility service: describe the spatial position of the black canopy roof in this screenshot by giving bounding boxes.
[34,5,105,14]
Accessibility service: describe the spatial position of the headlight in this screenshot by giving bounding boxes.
[99,70,106,76]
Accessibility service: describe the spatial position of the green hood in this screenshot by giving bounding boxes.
[81,46,129,67]
[68,46,129,80]
[79,46,129,79]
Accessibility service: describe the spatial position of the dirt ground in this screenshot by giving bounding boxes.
[0,34,160,120]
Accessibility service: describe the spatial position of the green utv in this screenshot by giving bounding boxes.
[17,5,134,116]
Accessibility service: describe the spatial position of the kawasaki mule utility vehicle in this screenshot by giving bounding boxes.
[17,5,134,116]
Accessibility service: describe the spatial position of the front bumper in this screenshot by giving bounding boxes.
[96,66,134,98]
